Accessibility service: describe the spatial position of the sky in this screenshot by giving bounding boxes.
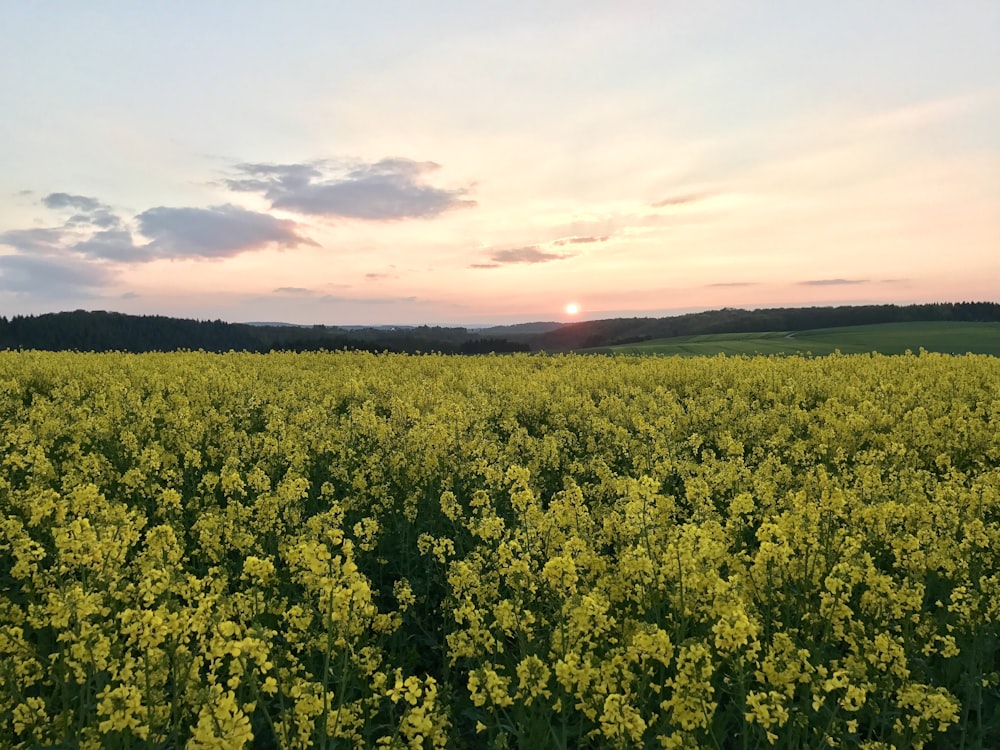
[1,1,998,326]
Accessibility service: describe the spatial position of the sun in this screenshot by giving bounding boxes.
[564,302,580,316]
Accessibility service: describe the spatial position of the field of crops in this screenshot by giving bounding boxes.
[1,350,999,749]
[600,322,1000,357]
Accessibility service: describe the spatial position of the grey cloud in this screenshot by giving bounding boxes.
[489,246,568,264]
[3,204,308,263]
[0,189,321,301]
[0,228,65,254]
[72,229,149,262]
[138,204,315,259]
[799,278,868,286]
[228,158,475,220]
[120,291,140,299]
[44,193,122,229]
[43,193,103,212]
[69,211,121,229]
[0,254,114,294]
[469,263,500,269]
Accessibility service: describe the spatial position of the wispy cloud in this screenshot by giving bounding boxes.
[854,92,987,135]
[0,254,115,294]
[554,235,609,246]
[273,286,313,295]
[650,193,707,209]
[227,157,476,220]
[798,278,869,286]
[320,294,419,304]
[708,281,758,287]
[483,246,570,265]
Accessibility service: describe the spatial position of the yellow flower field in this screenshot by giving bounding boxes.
[0,350,998,748]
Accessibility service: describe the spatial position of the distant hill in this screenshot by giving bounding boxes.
[0,302,997,354]
[244,321,311,328]
[478,321,563,336]
[533,302,1000,351]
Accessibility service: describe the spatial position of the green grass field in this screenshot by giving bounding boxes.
[597,321,1000,356]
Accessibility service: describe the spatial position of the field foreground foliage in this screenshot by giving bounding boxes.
[1,350,999,749]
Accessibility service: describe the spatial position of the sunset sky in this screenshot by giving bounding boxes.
[1,2,998,325]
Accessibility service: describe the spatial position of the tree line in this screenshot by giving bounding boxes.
[0,311,529,354]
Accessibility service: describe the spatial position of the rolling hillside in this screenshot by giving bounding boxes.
[596,321,1000,356]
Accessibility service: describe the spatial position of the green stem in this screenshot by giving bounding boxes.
[145,646,153,743]
[320,584,335,750]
